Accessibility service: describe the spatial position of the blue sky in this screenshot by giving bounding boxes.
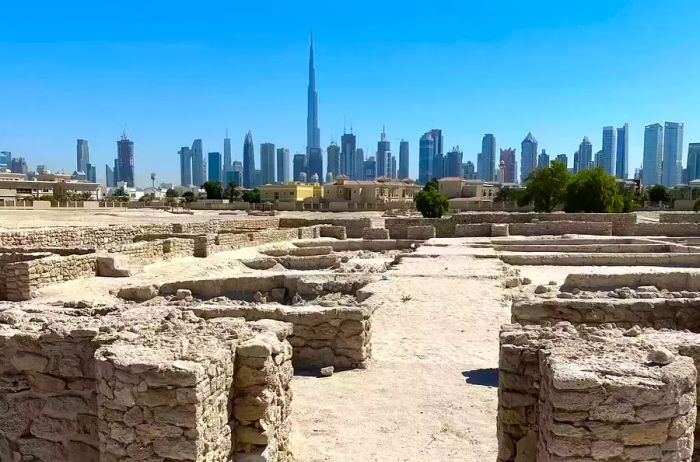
[1,0,700,186]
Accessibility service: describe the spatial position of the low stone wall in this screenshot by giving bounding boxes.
[562,271,700,291]
[499,252,700,267]
[498,323,698,462]
[173,217,280,234]
[362,227,389,240]
[660,212,700,223]
[0,252,53,299]
[635,222,700,236]
[5,254,97,301]
[455,223,491,237]
[406,225,435,240]
[192,304,373,370]
[494,242,681,253]
[319,225,347,240]
[279,217,371,238]
[294,239,417,252]
[0,223,173,249]
[508,221,612,236]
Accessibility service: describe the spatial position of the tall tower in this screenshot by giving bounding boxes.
[243,132,256,188]
[76,139,89,173]
[307,34,321,155]
[116,133,135,187]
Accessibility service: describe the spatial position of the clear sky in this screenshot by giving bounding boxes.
[1,0,700,187]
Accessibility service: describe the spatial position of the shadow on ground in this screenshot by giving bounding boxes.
[462,368,498,387]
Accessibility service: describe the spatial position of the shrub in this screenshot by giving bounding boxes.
[564,167,623,213]
[519,161,569,212]
[415,184,449,218]
[648,184,670,203]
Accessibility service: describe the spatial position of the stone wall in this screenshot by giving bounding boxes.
[406,225,435,240]
[320,226,347,240]
[0,224,173,250]
[562,271,700,291]
[499,252,700,267]
[0,252,53,299]
[508,221,612,236]
[455,223,491,237]
[660,213,700,223]
[5,254,97,301]
[278,217,371,238]
[498,323,698,462]
[635,222,700,236]
[173,217,280,234]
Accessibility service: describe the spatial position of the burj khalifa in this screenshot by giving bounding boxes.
[306,34,321,155]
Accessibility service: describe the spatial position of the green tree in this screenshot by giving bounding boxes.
[201,181,223,200]
[414,181,449,218]
[518,161,570,212]
[111,187,128,198]
[494,186,518,204]
[165,188,179,198]
[242,188,261,203]
[182,191,196,203]
[648,184,670,203]
[225,182,241,201]
[564,167,624,213]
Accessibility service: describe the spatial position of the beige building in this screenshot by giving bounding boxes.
[0,173,102,204]
[259,183,322,203]
[322,176,420,210]
[438,177,501,210]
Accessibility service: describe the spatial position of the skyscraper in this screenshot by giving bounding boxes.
[446,147,463,177]
[86,163,97,183]
[520,133,538,182]
[0,151,11,170]
[577,137,593,172]
[573,151,580,173]
[293,153,307,183]
[353,149,365,180]
[687,143,700,183]
[398,140,409,179]
[327,143,340,180]
[260,143,276,185]
[208,152,222,182]
[364,156,376,180]
[307,34,320,155]
[340,132,356,177]
[10,157,27,174]
[601,126,617,176]
[500,148,517,183]
[307,148,323,183]
[419,129,443,184]
[463,161,476,180]
[276,148,290,183]
[642,123,663,186]
[223,134,232,179]
[105,165,114,187]
[376,127,390,178]
[537,149,550,169]
[662,122,684,187]
[616,123,629,179]
[76,139,89,173]
[116,133,135,187]
[179,147,192,186]
[479,134,496,181]
[191,139,205,187]
[243,132,255,188]
[555,154,568,168]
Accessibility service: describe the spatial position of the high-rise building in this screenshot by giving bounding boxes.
[105,165,114,187]
[191,139,205,186]
[601,126,617,176]
[398,140,409,179]
[687,143,700,183]
[520,133,538,182]
[354,149,365,180]
[340,132,356,177]
[223,134,232,179]
[555,154,568,169]
[116,134,135,187]
[242,132,255,188]
[307,34,321,155]
[479,134,496,181]
[376,127,390,178]
[36,164,48,175]
[616,123,629,179]
[10,157,27,174]
[113,158,119,184]
[419,129,443,183]
[76,139,89,173]
[500,148,517,183]
[662,122,684,187]
[642,123,664,186]
[307,147,323,183]
[260,143,276,185]
[463,161,476,180]
[446,147,463,178]
[86,163,97,183]
[179,147,192,186]
[537,149,550,169]
[255,170,262,188]
[276,148,290,183]
[364,156,376,180]
[293,153,307,183]
[208,152,222,182]
[577,137,593,172]
[0,151,11,170]
[594,150,604,169]
[228,161,243,186]
[573,151,580,173]
[327,143,340,180]
[433,153,446,180]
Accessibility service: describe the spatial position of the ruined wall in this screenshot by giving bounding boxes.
[562,271,700,291]
[320,226,347,240]
[173,217,280,234]
[278,217,371,238]
[0,224,173,250]
[0,252,53,299]
[508,221,612,236]
[362,227,390,240]
[660,213,700,223]
[454,223,491,237]
[635,222,700,236]
[5,254,97,301]
[406,225,435,240]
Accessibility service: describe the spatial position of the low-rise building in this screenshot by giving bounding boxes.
[0,172,102,203]
[259,183,322,203]
[322,176,420,210]
[438,177,503,210]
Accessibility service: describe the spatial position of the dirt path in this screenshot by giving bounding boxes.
[289,239,511,461]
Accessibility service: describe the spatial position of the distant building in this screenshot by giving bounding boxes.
[307,35,321,156]
[354,148,365,180]
[398,140,409,179]
[223,135,232,180]
[555,154,568,168]
[642,123,664,186]
[376,127,390,178]
[340,132,356,177]
[116,134,135,187]
[322,177,419,209]
[10,157,28,174]
[662,122,684,187]
[208,152,222,182]
[594,150,604,168]
[179,147,192,186]
[499,148,517,183]
[243,132,255,188]
[254,170,262,188]
[260,142,276,185]
[537,149,550,169]
[601,126,617,175]
[577,137,593,172]
[419,129,443,184]
[479,134,496,181]
[307,147,323,183]
[36,164,49,175]
[298,172,307,184]
[364,156,376,181]
[276,148,290,183]
[573,151,580,173]
[463,161,476,180]
[433,153,446,180]
[0,172,101,203]
[520,133,538,182]
[191,139,205,187]
[227,161,243,186]
[327,143,340,180]
[106,165,115,187]
[446,147,463,178]
[77,139,89,173]
[293,153,307,183]
[0,152,11,170]
[688,143,700,183]
[259,182,322,203]
[616,123,629,179]
[86,163,97,183]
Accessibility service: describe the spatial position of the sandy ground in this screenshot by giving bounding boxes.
[289,240,511,461]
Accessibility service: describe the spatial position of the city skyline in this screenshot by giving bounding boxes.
[2,2,700,186]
